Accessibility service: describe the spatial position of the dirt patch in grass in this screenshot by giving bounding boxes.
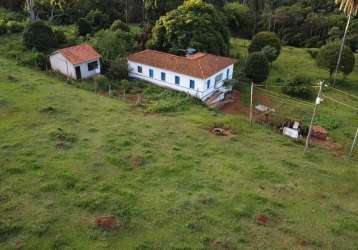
[50,128,76,150]
[256,214,270,225]
[310,137,345,156]
[95,216,119,231]
[131,156,144,169]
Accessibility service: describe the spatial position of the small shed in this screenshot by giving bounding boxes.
[50,44,101,80]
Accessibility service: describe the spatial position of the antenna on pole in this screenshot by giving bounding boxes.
[304,81,324,153]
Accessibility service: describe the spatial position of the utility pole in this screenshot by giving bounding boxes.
[304,81,324,153]
[348,128,358,159]
[333,15,352,88]
[250,82,254,126]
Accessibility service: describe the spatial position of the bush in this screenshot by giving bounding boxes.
[245,52,270,84]
[20,51,49,70]
[282,77,314,100]
[261,45,278,63]
[106,56,128,80]
[110,20,130,32]
[76,18,92,36]
[249,32,281,62]
[23,21,57,52]
[94,75,110,91]
[307,49,319,59]
[53,28,67,46]
[6,21,24,33]
[315,115,340,130]
[0,20,7,35]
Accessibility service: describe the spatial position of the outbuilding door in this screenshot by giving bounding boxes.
[75,66,82,80]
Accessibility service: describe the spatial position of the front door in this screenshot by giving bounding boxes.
[75,66,82,80]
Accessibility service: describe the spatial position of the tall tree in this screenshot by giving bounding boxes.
[332,0,358,87]
[147,0,230,55]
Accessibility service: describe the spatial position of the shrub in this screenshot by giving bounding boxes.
[6,21,24,33]
[315,115,340,130]
[76,18,92,36]
[94,75,110,91]
[53,28,67,46]
[316,42,355,79]
[20,51,49,70]
[110,20,130,32]
[261,45,278,63]
[23,21,57,52]
[106,56,128,80]
[282,77,314,100]
[249,32,281,62]
[0,20,8,35]
[307,49,319,59]
[245,52,269,84]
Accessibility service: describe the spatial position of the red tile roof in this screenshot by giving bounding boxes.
[128,50,238,79]
[57,44,101,65]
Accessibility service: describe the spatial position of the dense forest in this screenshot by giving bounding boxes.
[0,0,357,50]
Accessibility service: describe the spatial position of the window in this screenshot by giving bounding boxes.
[137,66,143,73]
[190,80,195,89]
[206,79,211,89]
[215,73,223,83]
[227,69,230,79]
[161,72,166,81]
[149,69,154,78]
[175,76,180,85]
[87,61,98,71]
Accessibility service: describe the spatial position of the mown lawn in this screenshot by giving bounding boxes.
[1,52,358,249]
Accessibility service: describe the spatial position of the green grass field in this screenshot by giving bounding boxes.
[0,34,358,249]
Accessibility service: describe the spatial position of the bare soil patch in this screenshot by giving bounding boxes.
[95,216,119,231]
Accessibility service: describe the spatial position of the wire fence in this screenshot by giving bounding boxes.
[226,81,358,160]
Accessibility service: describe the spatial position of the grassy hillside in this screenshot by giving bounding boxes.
[231,38,358,149]
[1,51,358,248]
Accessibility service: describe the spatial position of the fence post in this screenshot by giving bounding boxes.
[250,82,254,126]
[348,128,358,159]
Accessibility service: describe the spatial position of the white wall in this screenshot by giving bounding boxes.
[50,53,76,79]
[50,52,101,80]
[75,59,101,79]
[128,60,234,100]
[202,64,235,99]
[128,61,233,100]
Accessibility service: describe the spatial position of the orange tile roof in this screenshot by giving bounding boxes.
[57,44,101,65]
[128,50,238,79]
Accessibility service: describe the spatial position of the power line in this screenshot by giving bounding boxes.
[254,86,314,107]
[322,95,358,112]
[327,86,358,102]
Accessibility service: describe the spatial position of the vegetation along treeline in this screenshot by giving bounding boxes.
[1,0,357,50]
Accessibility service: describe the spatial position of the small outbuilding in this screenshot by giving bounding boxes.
[50,44,101,80]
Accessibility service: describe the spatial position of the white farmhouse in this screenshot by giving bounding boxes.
[128,50,237,102]
[50,44,101,80]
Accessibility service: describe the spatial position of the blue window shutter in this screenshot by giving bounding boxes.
[175,76,180,85]
[207,80,210,89]
[227,69,230,78]
[190,80,195,89]
[161,72,166,81]
[138,66,142,73]
[149,69,154,78]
